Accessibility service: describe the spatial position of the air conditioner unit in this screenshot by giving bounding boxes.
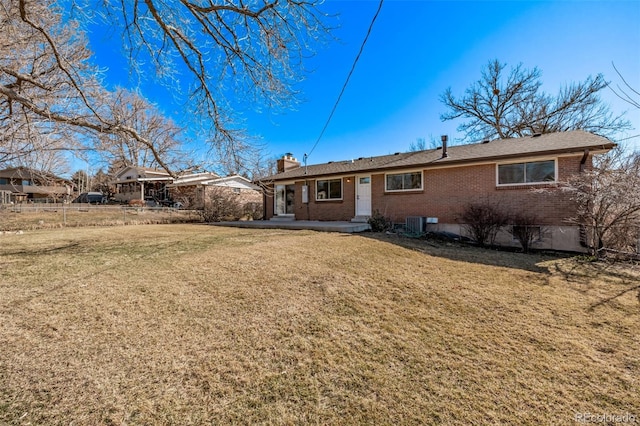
[405,216,425,234]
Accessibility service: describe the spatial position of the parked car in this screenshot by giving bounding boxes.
[144,197,158,207]
[72,192,105,204]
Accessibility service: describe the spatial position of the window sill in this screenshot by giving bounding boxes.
[384,190,424,195]
[496,183,558,190]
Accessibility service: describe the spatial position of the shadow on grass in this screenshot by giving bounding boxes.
[1,241,81,257]
[551,257,640,309]
[357,231,572,274]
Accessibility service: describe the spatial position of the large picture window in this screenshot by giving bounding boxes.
[498,160,555,185]
[316,179,342,200]
[385,171,422,191]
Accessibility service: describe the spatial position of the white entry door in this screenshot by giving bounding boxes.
[355,175,372,216]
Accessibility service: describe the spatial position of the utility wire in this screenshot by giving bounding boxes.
[616,133,640,142]
[306,0,384,159]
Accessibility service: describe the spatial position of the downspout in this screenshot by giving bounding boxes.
[579,148,591,249]
[580,149,590,172]
[304,153,310,220]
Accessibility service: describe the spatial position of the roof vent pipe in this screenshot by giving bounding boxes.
[441,135,449,158]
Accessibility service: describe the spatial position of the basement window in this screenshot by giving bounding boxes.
[316,178,342,200]
[498,160,556,185]
[385,171,422,192]
[512,225,543,242]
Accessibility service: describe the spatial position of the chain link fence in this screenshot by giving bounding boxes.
[0,203,202,232]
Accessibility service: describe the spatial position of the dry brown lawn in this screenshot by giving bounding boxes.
[0,206,199,231]
[0,224,638,425]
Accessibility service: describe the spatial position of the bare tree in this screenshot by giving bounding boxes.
[409,135,442,152]
[10,134,71,176]
[93,89,185,170]
[609,62,640,110]
[71,169,90,193]
[2,0,330,175]
[0,0,91,165]
[86,168,115,200]
[1,0,175,173]
[440,59,630,142]
[409,138,427,152]
[564,148,640,258]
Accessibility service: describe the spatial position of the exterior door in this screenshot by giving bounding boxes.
[275,184,295,215]
[355,175,372,216]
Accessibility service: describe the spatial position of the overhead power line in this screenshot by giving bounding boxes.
[306,0,384,159]
[616,133,640,142]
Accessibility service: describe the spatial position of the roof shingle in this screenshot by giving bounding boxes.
[263,131,614,181]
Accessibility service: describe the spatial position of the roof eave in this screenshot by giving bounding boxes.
[263,142,616,182]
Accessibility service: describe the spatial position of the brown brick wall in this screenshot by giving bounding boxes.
[371,156,583,225]
[307,178,355,221]
[265,178,356,221]
[265,155,588,226]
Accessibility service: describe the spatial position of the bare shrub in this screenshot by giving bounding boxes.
[199,187,243,222]
[508,212,544,253]
[243,202,263,221]
[461,202,509,247]
[368,210,392,232]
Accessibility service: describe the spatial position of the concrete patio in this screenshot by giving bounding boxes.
[210,220,371,233]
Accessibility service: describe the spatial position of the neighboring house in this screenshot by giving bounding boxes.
[169,173,262,209]
[259,131,616,252]
[112,166,174,204]
[0,167,71,203]
[112,166,262,209]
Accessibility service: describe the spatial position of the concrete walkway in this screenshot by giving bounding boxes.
[210,220,371,233]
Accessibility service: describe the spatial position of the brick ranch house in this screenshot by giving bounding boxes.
[259,130,615,252]
[168,173,262,209]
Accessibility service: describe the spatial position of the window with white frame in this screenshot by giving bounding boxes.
[385,171,422,191]
[316,178,342,200]
[498,160,555,185]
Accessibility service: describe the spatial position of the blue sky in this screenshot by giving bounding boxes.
[88,0,640,169]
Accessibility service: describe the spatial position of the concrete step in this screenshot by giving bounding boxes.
[270,215,295,222]
[351,216,370,223]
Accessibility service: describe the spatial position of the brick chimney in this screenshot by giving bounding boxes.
[276,153,301,173]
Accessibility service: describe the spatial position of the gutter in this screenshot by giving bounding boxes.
[579,149,590,172]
